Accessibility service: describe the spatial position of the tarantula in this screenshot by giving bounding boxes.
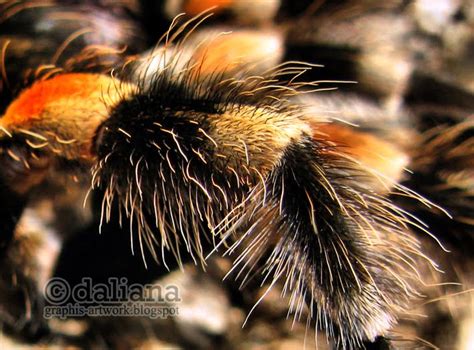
[0,1,472,349]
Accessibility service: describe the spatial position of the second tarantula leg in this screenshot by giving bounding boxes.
[0,140,50,255]
[0,176,25,254]
[0,138,53,341]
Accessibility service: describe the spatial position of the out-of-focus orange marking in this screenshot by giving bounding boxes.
[184,0,233,15]
[2,73,104,127]
[315,124,381,158]
[314,123,408,182]
[193,31,280,75]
